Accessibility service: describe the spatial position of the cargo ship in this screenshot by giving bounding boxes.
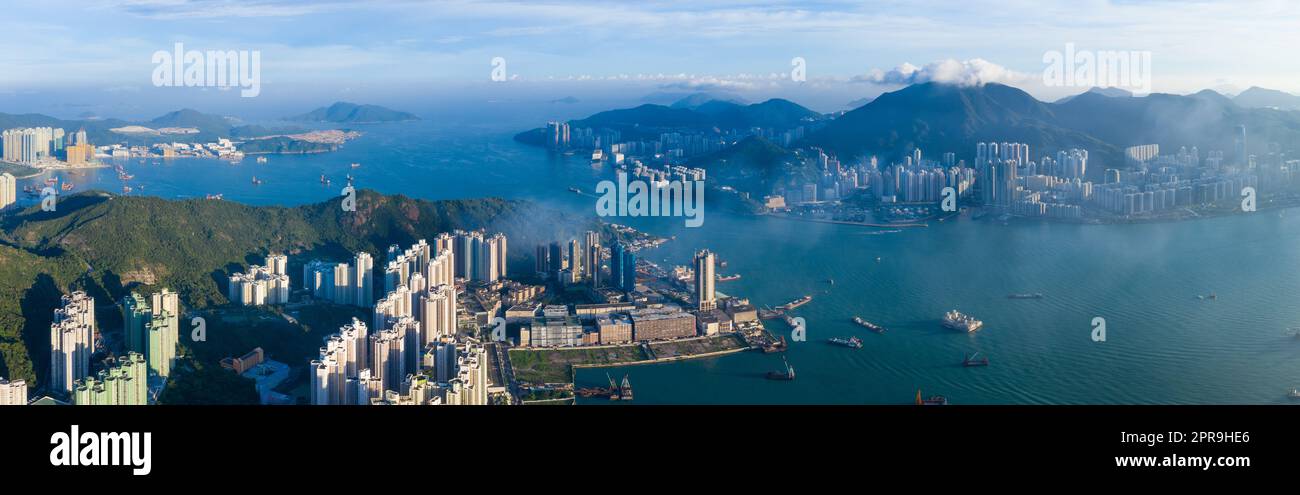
[1007,293,1043,299]
[962,352,989,367]
[942,310,983,332]
[780,295,812,311]
[828,336,863,349]
[765,357,795,381]
[852,316,886,334]
[757,307,785,320]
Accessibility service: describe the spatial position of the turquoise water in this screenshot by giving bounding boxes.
[18,119,1300,404]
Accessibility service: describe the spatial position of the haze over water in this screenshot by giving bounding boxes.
[21,118,1300,405]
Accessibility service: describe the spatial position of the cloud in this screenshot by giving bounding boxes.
[658,76,761,92]
[856,58,1029,87]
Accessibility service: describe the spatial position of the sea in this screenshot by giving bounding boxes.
[13,112,1300,405]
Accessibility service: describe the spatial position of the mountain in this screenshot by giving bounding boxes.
[1055,86,1134,103]
[538,98,821,142]
[669,92,749,109]
[287,102,419,123]
[0,109,286,145]
[1233,86,1300,111]
[805,82,1120,175]
[845,97,875,109]
[149,108,239,135]
[805,82,1300,175]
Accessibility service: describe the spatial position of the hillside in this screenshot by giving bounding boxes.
[287,102,419,123]
[804,82,1300,177]
[0,190,597,391]
[517,98,823,143]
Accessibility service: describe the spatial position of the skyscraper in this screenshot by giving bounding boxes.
[0,172,15,210]
[355,252,374,308]
[50,292,95,395]
[693,249,717,311]
[584,230,601,288]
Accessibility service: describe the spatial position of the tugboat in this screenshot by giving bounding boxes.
[765,356,795,381]
[852,316,886,334]
[828,336,863,349]
[962,352,989,367]
[915,389,948,405]
[942,310,983,333]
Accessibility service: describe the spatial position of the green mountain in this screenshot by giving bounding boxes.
[148,108,239,135]
[287,102,419,123]
[0,190,595,391]
[516,98,823,144]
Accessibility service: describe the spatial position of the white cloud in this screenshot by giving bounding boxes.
[856,58,1029,87]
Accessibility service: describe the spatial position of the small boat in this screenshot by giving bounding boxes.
[44,177,58,186]
[205,193,224,200]
[962,352,989,367]
[828,336,863,349]
[1289,388,1300,400]
[251,176,263,185]
[1007,293,1044,299]
[350,162,361,168]
[121,185,132,194]
[852,316,886,334]
[61,182,74,191]
[915,390,948,405]
[765,357,795,381]
[256,156,268,164]
[568,187,582,194]
[716,274,741,282]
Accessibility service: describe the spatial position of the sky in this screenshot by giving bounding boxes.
[2,0,1298,120]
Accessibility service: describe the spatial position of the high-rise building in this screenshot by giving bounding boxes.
[2,127,63,164]
[419,284,457,344]
[228,255,290,305]
[610,242,637,292]
[693,249,717,311]
[303,252,373,306]
[311,318,369,405]
[50,292,95,395]
[0,172,15,210]
[73,352,148,405]
[122,289,180,378]
[584,231,601,288]
[546,121,571,150]
[0,378,27,405]
[355,252,374,308]
[567,239,583,279]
